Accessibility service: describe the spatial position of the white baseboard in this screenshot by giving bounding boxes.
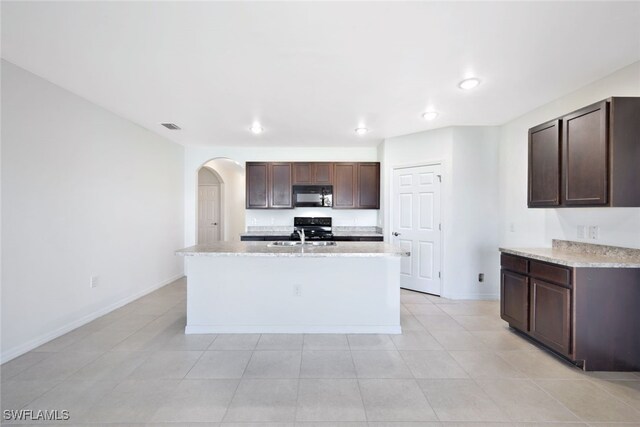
[441,292,499,300]
[185,324,402,334]
[0,273,185,364]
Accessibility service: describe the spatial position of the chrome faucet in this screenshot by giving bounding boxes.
[296,227,306,245]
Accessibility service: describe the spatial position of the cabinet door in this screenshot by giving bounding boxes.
[357,163,380,209]
[293,163,312,184]
[314,162,333,185]
[562,101,609,206]
[270,163,293,208]
[246,162,269,209]
[500,270,529,332]
[528,120,561,207]
[333,163,357,208]
[530,278,571,356]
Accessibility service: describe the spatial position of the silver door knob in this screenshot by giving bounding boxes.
[392,232,401,236]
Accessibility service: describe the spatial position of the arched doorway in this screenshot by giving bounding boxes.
[196,158,245,243]
[197,167,222,243]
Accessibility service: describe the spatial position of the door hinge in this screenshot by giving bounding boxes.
[439,223,442,231]
[438,271,441,278]
[437,174,442,182]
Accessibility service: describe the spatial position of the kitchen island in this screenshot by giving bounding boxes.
[176,242,409,334]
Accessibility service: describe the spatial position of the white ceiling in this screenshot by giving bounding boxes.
[2,1,639,147]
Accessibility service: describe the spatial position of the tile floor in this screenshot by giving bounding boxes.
[2,278,640,426]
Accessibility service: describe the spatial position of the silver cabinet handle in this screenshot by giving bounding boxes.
[392,232,401,236]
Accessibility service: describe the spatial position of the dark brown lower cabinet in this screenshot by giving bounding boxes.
[529,278,571,356]
[500,252,640,371]
[500,270,529,332]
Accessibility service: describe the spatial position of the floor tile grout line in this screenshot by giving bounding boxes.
[527,377,587,423]
[412,375,442,423]
[350,348,369,423]
[541,376,640,422]
[292,344,305,422]
[468,374,553,423]
[585,374,640,416]
[180,348,208,380]
[219,371,244,423]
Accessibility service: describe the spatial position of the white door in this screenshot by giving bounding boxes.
[392,164,442,295]
[198,185,221,243]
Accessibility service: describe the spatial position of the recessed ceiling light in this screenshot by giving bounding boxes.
[422,111,439,121]
[250,123,264,134]
[355,127,369,135]
[161,123,181,130]
[458,78,481,90]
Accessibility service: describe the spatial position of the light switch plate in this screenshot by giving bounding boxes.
[577,225,586,239]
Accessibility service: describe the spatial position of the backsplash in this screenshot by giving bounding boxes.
[553,239,640,260]
[245,208,380,228]
[247,225,383,233]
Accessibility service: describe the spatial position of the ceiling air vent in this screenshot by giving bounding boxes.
[161,123,181,130]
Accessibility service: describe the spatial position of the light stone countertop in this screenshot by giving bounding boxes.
[500,240,640,268]
[239,230,384,238]
[177,241,408,257]
[332,231,384,237]
[239,231,292,237]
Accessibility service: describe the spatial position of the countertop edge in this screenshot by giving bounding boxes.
[499,247,640,268]
[176,251,408,258]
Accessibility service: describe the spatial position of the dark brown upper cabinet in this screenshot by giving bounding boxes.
[247,161,379,209]
[245,162,293,209]
[314,163,333,185]
[333,162,381,209]
[333,163,357,208]
[562,101,609,206]
[293,162,334,185]
[528,120,561,207]
[357,163,381,209]
[246,162,269,209]
[528,97,640,208]
[270,163,293,208]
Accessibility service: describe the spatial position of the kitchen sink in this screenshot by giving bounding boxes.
[267,241,337,247]
[305,241,337,246]
[269,241,301,246]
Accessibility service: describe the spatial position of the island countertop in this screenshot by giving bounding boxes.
[500,240,640,268]
[177,241,409,257]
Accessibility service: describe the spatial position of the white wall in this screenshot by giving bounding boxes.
[202,159,245,241]
[499,61,640,249]
[1,61,185,362]
[450,127,500,299]
[380,126,500,299]
[184,146,379,245]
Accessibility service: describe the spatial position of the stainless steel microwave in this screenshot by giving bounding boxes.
[292,185,333,208]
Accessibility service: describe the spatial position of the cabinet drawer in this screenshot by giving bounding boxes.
[530,261,571,287]
[500,254,528,274]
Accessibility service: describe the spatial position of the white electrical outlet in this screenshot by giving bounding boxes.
[577,225,586,239]
[293,284,302,297]
[588,225,599,240]
[90,275,99,288]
